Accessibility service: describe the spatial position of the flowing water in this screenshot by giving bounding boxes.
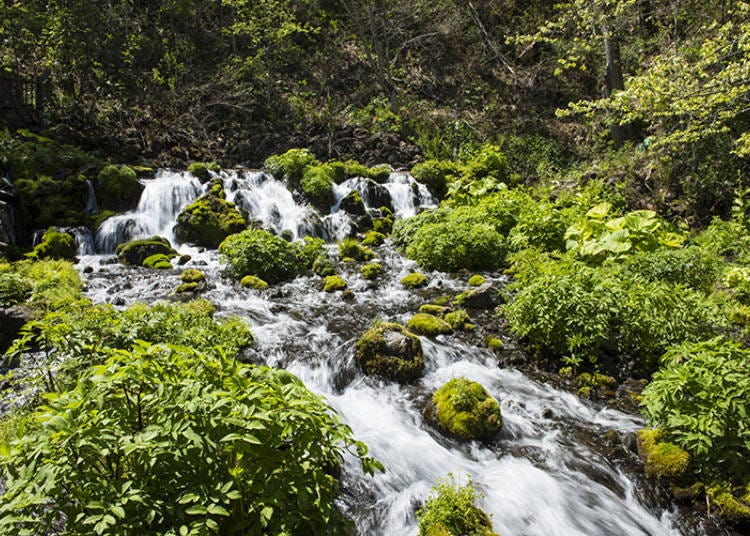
[75,170,698,535]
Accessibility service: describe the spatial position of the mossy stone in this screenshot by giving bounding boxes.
[28,227,76,260]
[468,274,486,287]
[361,262,383,280]
[408,313,452,336]
[116,236,177,266]
[362,230,386,247]
[187,162,218,183]
[240,275,269,289]
[425,378,503,441]
[402,272,427,289]
[174,182,246,248]
[354,322,424,383]
[323,275,347,292]
[636,428,691,480]
[372,216,394,234]
[143,253,173,269]
[312,255,337,276]
[96,164,141,211]
[708,482,750,523]
[176,282,200,293]
[420,304,449,315]
[486,337,504,351]
[444,309,471,330]
[180,268,205,283]
[338,238,375,262]
[301,165,336,211]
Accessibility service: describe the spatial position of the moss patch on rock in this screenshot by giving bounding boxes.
[468,274,486,287]
[96,164,141,211]
[116,236,177,267]
[240,275,269,289]
[180,268,205,283]
[338,238,375,262]
[707,482,750,523]
[143,253,173,269]
[301,164,336,210]
[636,428,691,480]
[361,262,383,280]
[354,322,424,383]
[28,228,76,261]
[402,272,427,289]
[323,275,347,292]
[420,304,449,315]
[408,313,453,336]
[425,378,502,441]
[362,230,386,247]
[444,309,472,330]
[174,182,246,248]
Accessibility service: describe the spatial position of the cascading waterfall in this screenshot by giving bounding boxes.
[95,170,202,253]
[73,169,688,535]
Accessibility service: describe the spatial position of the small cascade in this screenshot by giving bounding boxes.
[69,227,96,256]
[222,170,323,240]
[83,180,99,215]
[383,172,437,218]
[95,170,202,252]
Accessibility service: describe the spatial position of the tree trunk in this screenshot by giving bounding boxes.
[603,33,632,146]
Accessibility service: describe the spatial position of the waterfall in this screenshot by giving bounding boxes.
[383,172,437,218]
[84,180,99,215]
[95,170,202,253]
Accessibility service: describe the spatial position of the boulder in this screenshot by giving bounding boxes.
[0,305,37,359]
[454,283,500,309]
[116,236,178,266]
[354,322,424,383]
[174,181,246,248]
[424,378,503,441]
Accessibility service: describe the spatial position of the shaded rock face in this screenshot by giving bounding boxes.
[354,322,424,383]
[0,180,17,246]
[115,236,177,266]
[0,305,36,359]
[457,283,501,309]
[340,191,367,216]
[358,179,393,213]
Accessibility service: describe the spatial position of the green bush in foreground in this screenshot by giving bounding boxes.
[0,259,84,311]
[0,343,381,536]
[417,475,498,536]
[219,229,304,283]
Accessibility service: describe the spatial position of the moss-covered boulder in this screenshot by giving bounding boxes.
[14,174,89,234]
[338,238,375,262]
[454,283,500,309]
[707,482,750,523]
[312,255,337,276]
[444,309,472,331]
[187,162,220,183]
[96,165,142,212]
[420,304,449,315]
[219,228,305,283]
[116,236,178,267]
[339,190,373,232]
[143,253,173,269]
[240,275,269,289]
[301,165,336,211]
[361,262,383,280]
[180,268,205,283]
[174,182,246,248]
[636,428,691,480]
[362,230,386,247]
[411,160,462,200]
[468,274,486,287]
[355,322,424,383]
[28,228,76,260]
[408,313,453,336]
[425,378,503,441]
[323,275,347,292]
[402,272,428,289]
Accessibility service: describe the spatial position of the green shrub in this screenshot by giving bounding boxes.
[0,271,33,307]
[427,378,502,441]
[338,238,375,262]
[0,343,380,535]
[411,160,463,199]
[508,201,569,252]
[417,475,498,536]
[174,182,246,248]
[0,260,84,311]
[27,227,76,260]
[301,165,336,209]
[462,144,508,184]
[641,337,750,481]
[97,164,140,210]
[264,148,319,183]
[622,246,722,294]
[219,229,305,283]
[402,272,427,289]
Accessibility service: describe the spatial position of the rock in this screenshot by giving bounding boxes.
[96,165,143,212]
[174,181,246,248]
[323,275,347,292]
[240,275,269,289]
[454,283,500,309]
[354,322,424,383]
[116,236,178,266]
[636,428,690,480]
[0,199,16,246]
[0,305,37,358]
[358,179,394,212]
[180,268,205,283]
[339,190,367,216]
[361,262,382,280]
[401,272,427,289]
[177,254,192,265]
[424,378,503,441]
[407,313,452,336]
[27,227,76,260]
[143,253,173,269]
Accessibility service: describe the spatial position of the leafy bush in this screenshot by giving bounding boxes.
[0,260,84,311]
[264,148,319,183]
[0,343,380,535]
[219,229,305,283]
[0,271,32,307]
[27,227,76,260]
[508,200,569,252]
[417,475,498,536]
[300,164,336,209]
[622,246,723,293]
[641,337,750,481]
[411,160,463,199]
[97,164,141,210]
[462,144,508,185]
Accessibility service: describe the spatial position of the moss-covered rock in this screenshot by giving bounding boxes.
[264,149,319,184]
[219,228,305,283]
[174,182,246,248]
[707,482,750,523]
[420,304,449,315]
[417,476,499,536]
[301,164,336,211]
[468,274,486,287]
[425,378,503,441]
[444,309,472,330]
[411,159,462,199]
[175,281,200,293]
[372,215,394,235]
[96,164,142,211]
[116,236,177,267]
[636,428,691,480]
[362,230,386,247]
[354,322,424,383]
[486,337,504,351]
[14,174,89,233]
[143,253,173,269]
[453,283,500,309]
[312,255,337,276]
[187,162,220,183]
[240,275,269,289]
[28,228,76,260]
[180,268,205,283]
[361,262,383,280]
[323,275,347,292]
[402,272,427,289]
[338,238,375,262]
[408,313,453,336]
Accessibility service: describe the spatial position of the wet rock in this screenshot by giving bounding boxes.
[116,236,177,266]
[177,254,192,265]
[454,283,501,309]
[0,305,37,357]
[340,190,367,216]
[355,322,424,383]
[174,181,246,248]
[424,378,503,441]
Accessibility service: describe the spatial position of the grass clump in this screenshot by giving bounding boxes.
[417,474,498,536]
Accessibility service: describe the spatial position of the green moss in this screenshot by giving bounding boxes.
[220,229,305,283]
[486,337,504,351]
[428,378,503,441]
[312,255,337,276]
[116,237,178,266]
[301,164,336,210]
[411,160,462,199]
[402,272,428,289]
[372,216,394,234]
[27,228,76,260]
[408,313,452,336]
[175,282,200,293]
[14,174,90,230]
[338,238,375,261]
[708,483,750,523]
[174,182,246,248]
[143,254,173,269]
[444,309,472,330]
[180,268,205,283]
[361,262,383,280]
[264,149,319,183]
[97,164,141,210]
[417,475,499,536]
[354,322,424,383]
[187,162,217,182]
[468,275,486,287]
[240,275,269,289]
[420,304,449,315]
[362,230,386,247]
[323,275,347,292]
[636,429,691,480]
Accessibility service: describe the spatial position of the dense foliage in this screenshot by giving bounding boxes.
[218,229,305,283]
[417,475,498,536]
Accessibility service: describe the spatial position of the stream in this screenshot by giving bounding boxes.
[69,169,698,535]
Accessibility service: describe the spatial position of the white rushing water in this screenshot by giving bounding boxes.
[76,168,684,535]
